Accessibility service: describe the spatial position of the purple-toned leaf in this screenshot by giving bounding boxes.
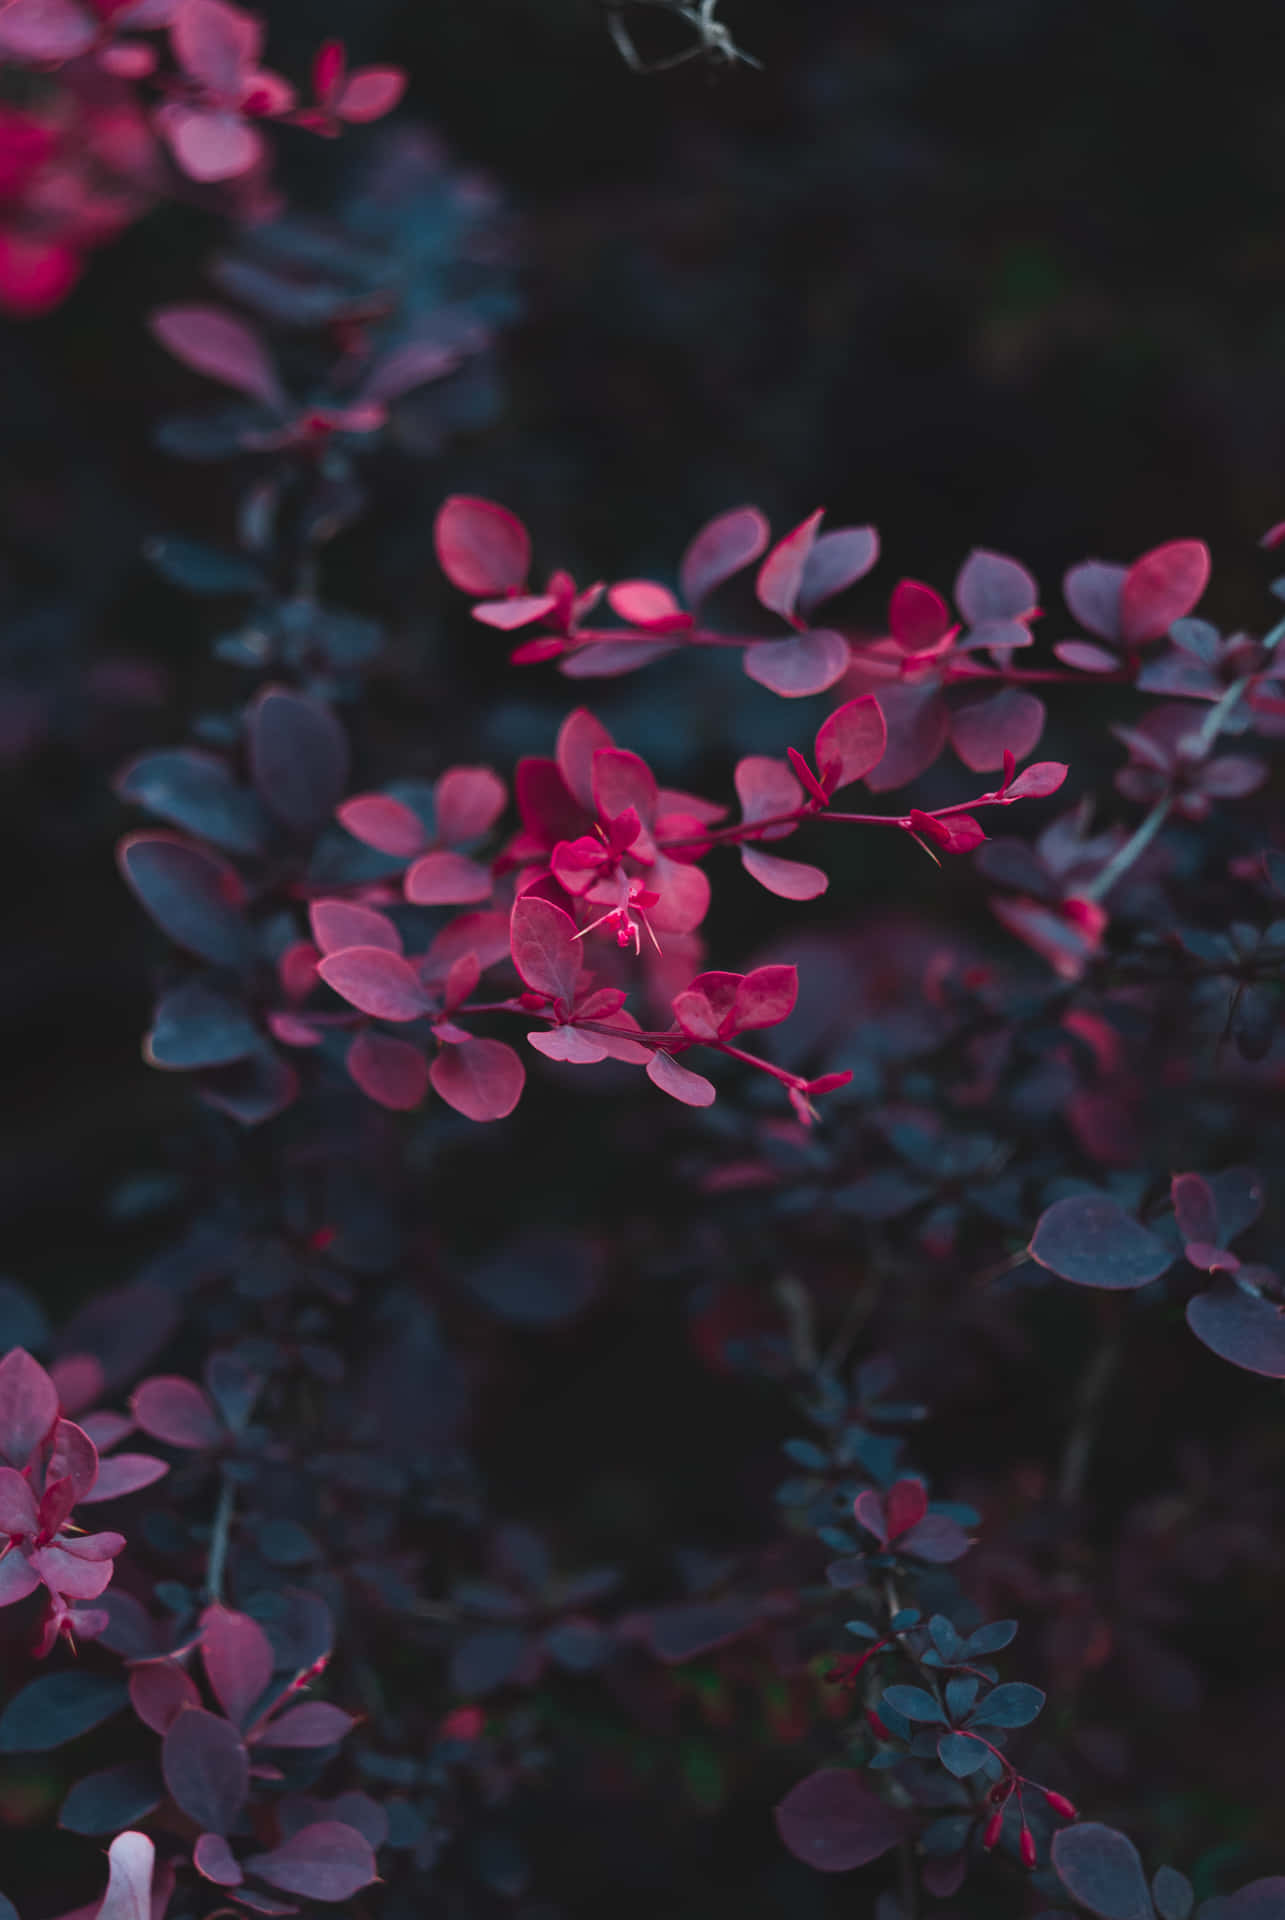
[335,794,426,857]
[156,104,263,184]
[337,66,406,120]
[1029,1195,1174,1290]
[1056,639,1121,672]
[757,510,824,622]
[0,1466,37,1532]
[814,695,886,792]
[246,1821,377,1902]
[510,896,580,1006]
[591,748,658,830]
[435,767,507,844]
[47,1419,98,1501]
[81,1453,169,1502]
[346,1031,429,1110]
[646,1050,716,1107]
[556,708,615,811]
[1197,756,1267,799]
[162,1707,249,1833]
[774,1768,908,1873]
[744,629,850,697]
[1064,560,1127,641]
[1200,1878,1285,1919]
[950,689,1046,772]
[1120,540,1211,645]
[1172,1172,1218,1248]
[317,948,429,1023]
[797,526,880,617]
[741,846,829,900]
[434,497,530,596]
[116,749,270,856]
[1151,1866,1194,1920]
[561,637,677,677]
[1208,1167,1265,1244]
[171,0,260,88]
[194,1833,243,1887]
[129,1661,201,1736]
[405,850,493,906]
[201,1606,274,1727]
[474,592,558,630]
[733,965,798,1031]
[0,1672,128,1752]
[1004,760,1068,799]
[0,1348,58,1466]
[674,972,741,1042]
[130,1377,222,1449]
[1186,1286,1285,1378]
[118,833,250,968]
[955,550,1037,624]
[0,1549,40,1608]
[150,306,281,407]
[260,1703,356,1748]
[31,1534,121,1599]
[430,1038,525,1122]
[359,336,457,403]
[309,900,402,957]
[528,1026,609,1064]
[247,689,349,836]
[680,506,770,606]
[900,1513,973,1563]
[0,0,97,59]
[735,756,802,835]
[864,684,952,792]
[1052,1822,1154,1920]
[96,1832,157,1920]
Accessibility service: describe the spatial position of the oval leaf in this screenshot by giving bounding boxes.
[435,497,530,596]
[317,948,428,1023]
[248,689,350,836]
[1052,1822,1154,1920]
[774,1768,908,1873]
[161,1707,249,1834]
[246,1821,378,1902]
[430,1038,525,1122]
[1029,1195,1173,1291]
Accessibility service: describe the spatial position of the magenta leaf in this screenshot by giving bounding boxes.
[1186,1285,1285,1378]
[201,1606,274,1726]
[0,1348,58,1466]
[1029,1194,1173,1291]
[735,756,802,835]
[346,1030,429,1110]
[435,766,507,843]
[97,1833,158,1920]
[1052,1822,1154,1920]
[0,0,98,59]
[756,509,824,623]
[335,794,427,857]
[316,948,429,1023]
[814,695,887,792]
[561,637,677,677]
[1004,760,1068,799]
[430,1038,525,1122]
[404,850,493,906]
[80,1453,169,1503]
[673,972,741,1041]
[162,1707,248,1834]
[247,688,350,837]
[528,1026,609,1064]
[646,1050,716,1107]
[607,580,687,627]
[337,67,406,120]
[130,1377,223,1449]
[884,1478,928,1538]
[774,1768,908,1873]
[510,896,581,1006]
[309,900,402,956]
[434,496,530,596]
[740,846,829,900]
[245,1821,377,1902]
[591,748,658,830]
[129,1661,201,1735]
[889,578,952,648]
[150,306,282,408]
[259,1702,356,1748]
[950,689,1046,772]
[733,965,798,1031]
[556,708,615,810]
[1172,1172,1219,1248]
[0,1466,37,1531]
[1057,638,1121,672]
[1119,540,1211,645]
[157,105,263,184]
[194,1833,243,1887]
[473,592,557,629]
[679,506,770,607]
[863,684,952,792]
[796,526,880,617]
[1064,559,1127,641]
[744,629,850,698]
[118,833,250,968]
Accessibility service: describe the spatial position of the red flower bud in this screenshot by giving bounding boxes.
[1043,1789,1077,1820]
[1020,1826,1037,1870]
[982,1810,1003,1850]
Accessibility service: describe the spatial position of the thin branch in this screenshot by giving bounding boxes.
[601,0,760,74]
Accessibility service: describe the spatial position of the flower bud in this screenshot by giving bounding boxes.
[982,1810,1003,1850]
[1043,1789,1077,1819]
[1020,1826,1037,1869]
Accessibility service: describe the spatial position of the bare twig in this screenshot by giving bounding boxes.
[603,0,760,74]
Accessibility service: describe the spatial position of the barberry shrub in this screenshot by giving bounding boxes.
[1,8,1285,1920]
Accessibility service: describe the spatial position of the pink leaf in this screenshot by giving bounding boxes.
[679,506,770,607]
[79,1453,168,1503]
[607,580,688,628]
[259,1702,356,1748]
[744,629,850,698]
[552,709,613,813]
[425,910,511,978]
[1004,760,1068,799]
[162,1707,249,1834]
[404,850,493,906]
[814,695,887,793]
[756,509,824,623]
[346,1030,429,1110]
[955,549,1038,625]
[150,305,281,405]
[796,526,880,617]
[194,1832,243,1887]
[435,766,507,844]
[130,1377,223,1449]
[646,1050,717,1107]
[171,0,260,89]
[1055,639,1120,673]
[156,103,263,182]
[30,1541,118,1598]
[0,1349,59,1465]
[130,1659,201,1734]
[560,638,677,677]
[673,972,742,1041]
[884,1477,928,1538]
[0,0,97,60]
[335,794,426,857]
[528,1026,609,1064]
[430,1038,525,1122]
[201,1605,275,1725]
[434,496,530,596]
[473,592,558,630]
[740,846,828,900]
[950,689,1046,772]
[316,948,428,1022]
[97,1832,157,1920]
[864,684,952,792]
[246,1821,377,1903]
[775,1769,908,1872]
[733,965,798,1031]
[0,1549,40,1607]
[510,895,582,1005]
[1119,540,1211,645]
[309,900,403,957]
[595,1010,652,1066]
[734,755,803,837]
[648,854,711,934]
[889,579,952,650]
[1063,559,1127,641]
[591,748,658,830]
[337,66,406,121]
[0,1465,37,1533]
[48,1418,98,1501]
